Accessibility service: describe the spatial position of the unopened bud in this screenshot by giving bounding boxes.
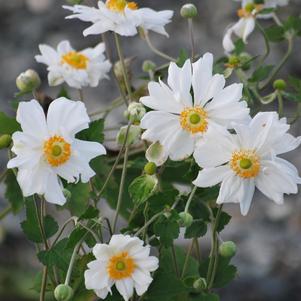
[0,134,12,149]
[54,284,73,301]
[142,60,156,73]
[273,79,287,91]
[180,3,198,18]
[145,142,168,167]
[144,162,157,175]
[228,55,240,67]
[16,69,41,93]
[178,212,193,228]
[117,125,141,146]
[124,102,146,123]
[219,241,237,258]
[193,278,207,291]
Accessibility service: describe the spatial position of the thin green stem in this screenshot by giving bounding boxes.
[144,32,176,62]
[53,218,76,246]
[188,18,196,61]
[277,91,284,117]
[181,240,194,278]
[0,169,8,183]
[65,241,81,286]
[89,97,123,118]
[256,21,270,64]
[112,145,130,233]
[194,238,201,264]
[40,266,48,301]
[34,197,49,249]
[171,244,180,277]
[184,186,197,213]
[134,211,163,237]
[0,206,12,220]
[114,33,131,103]
[260,36,293,90]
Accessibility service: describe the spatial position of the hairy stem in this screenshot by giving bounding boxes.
[184,186,198,213]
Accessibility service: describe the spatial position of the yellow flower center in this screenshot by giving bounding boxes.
[237,4,264,18]
[61,51,89,70]
[106,0,138,12]
[107,252,136,280]
[44,136,71,167]
[180,107,208,134]
[230,149,260,178]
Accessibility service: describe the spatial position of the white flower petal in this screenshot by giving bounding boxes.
[239,179,255,216]
[115,278,134,301]
[44,172,66,205]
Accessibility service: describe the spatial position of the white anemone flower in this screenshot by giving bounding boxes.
[63,0,173,37]
[85,234,159,301]
[193,112,301,216]
[223,0,288,52]
[35,40,111,89]
[140,53,250,162]
[7,98,106,205]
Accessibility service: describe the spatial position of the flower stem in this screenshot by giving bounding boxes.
[184,186,197,213]
[112,145,130,233]
[0,206,12,220]
[134,211,163,237]
[65,241,81,286]
[256,21,270,64]
[171,244,180,277]
[181,240,194,278]
[188,18,196,62]
[114,33,132,103]
[277,91,284,117]
[40,266,48,301]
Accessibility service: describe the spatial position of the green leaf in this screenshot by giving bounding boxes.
[234,39,245,55]
[213,209,231,233]
[129,175,158,205]
[284,16,301,35]
[65,182,90,216]
[177,49,189,67]
[185,220,207,239]
[38,238,73,271]
[21,199,59,243]
[265,25,285,42]
[153,216,180,247]
[190,293,220,301]
[76,119,104,143]
[249,65,274,82]
[4,170,24,213]
[0,112,20,135]
[79,206,99,221]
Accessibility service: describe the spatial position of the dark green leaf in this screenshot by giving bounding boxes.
[265,25,285,42]
[177,49,189,67]
[0,112,20,135]
[234,39,245,55]
[185,220,207,238]
[79,206,99,220]
[249,65,273,82]
[76,119,104,143]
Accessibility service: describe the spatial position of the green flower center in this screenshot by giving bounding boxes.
[189,113,201,125]
[239,158,252,169]
[245,3,255,13]
[52,145,63,157]
[116,261,126,271]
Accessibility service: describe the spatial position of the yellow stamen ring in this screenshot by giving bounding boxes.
[180,107,208,134]
[107,252,136,280]
[61,51,89,70]
[106,0,138,12]
[44,136,71,167]
[230,149,260,178]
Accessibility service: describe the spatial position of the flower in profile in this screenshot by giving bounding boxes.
[223,0,288,53]
[63,0,173,37]
[140,53,250,161]
[193,112,301,215]
[7,98,106,205]
[35,40,111,89]
[85,234,159,301]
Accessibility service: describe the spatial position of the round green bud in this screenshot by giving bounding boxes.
[124,102,146,123]
[219,241,237,258]
[178,212,193,228]
[142,60,156,73]
[273,79,287,91]
[228,55,240,66]
[193,277,207,291]
[117,125,141,146]
[62,188,72,200]
[180,3,198,18]
[16,69,41,93]
[0,134,12,149]
[54,284,73,301]
[239,52,252,71]
[144,162,157,175]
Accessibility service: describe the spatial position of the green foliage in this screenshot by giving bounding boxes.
[21,199,58,243]
[185,220,207,239]
[154,215,180,247]
[265,25,285,42]
[76,119,104,143]
[249,65,274,82]
[0,112,20,135]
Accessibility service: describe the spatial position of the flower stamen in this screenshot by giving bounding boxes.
[61,51,89,70]
[107,252,136,280]
[180,107,208,134]
[106,0,138,12]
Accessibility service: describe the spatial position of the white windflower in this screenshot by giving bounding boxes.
[223,0,288,52]
[139,53,250,161]
[85,234,159,301]
[63,0,173,37]
[35,40,111,89]
[193,112,301,216]
[7,98,106,205]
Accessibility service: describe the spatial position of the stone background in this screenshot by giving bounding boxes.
[0,0,301,300]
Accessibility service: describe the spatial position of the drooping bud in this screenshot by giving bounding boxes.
[178,212,193,228]
[144,162,157,175]
[124,102,146,124]
[0,134,12,149]
[273,79,287,91]
[16,69,41,93]
[180,3,198,18]
[219,241,237,258]
[117,125,141,146]
[193,277,207,291]
[145,142,168,167]
[54,284,73,301]
[142,60,156,73]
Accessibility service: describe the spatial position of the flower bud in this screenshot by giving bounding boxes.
[54,284,73,301]
[16,69,41,93]
[124,102,146,123]
[273,79,287,91]
[178,212,193,228]
[146,142,168,167]
[62,188,72,200]
[0,134,12,149]
[193,277,207,291]
[219,241,237,258]
[117,125,141,146]
[144,162,157,175]
[142,60,156,73]
[180,3,198,18]
[228,55,240,67]
[114,58,134,93]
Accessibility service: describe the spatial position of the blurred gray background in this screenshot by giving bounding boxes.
[0,0,301,300]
